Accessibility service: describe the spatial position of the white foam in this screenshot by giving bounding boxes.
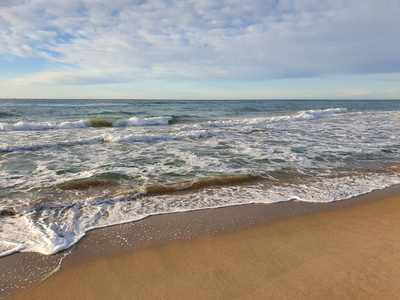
[0,108,346,132]
[0,138,103,152]
[0,116,172,131]
[1,172,399,257]
[1,107,400,258]
[203,108,348,128]
[104,130,208,143]
[0,120,90,131]
[114,116,171,127]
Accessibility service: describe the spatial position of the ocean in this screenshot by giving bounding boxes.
[1,99,400,257]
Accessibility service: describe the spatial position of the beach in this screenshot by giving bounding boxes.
[1,0,399,297]
[1,99,400,299]
[5,185,400,299]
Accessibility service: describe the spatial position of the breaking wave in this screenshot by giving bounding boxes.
[204,108,348,128]
[0,108,347,132]
[1,171,400,257]
[0,116,172,131]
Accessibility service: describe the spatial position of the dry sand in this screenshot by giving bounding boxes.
[10,190,400,299]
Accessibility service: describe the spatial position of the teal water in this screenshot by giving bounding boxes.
[2,99,400,124]
[1,99,400,256]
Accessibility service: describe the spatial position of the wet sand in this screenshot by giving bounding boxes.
[6,186,400,299]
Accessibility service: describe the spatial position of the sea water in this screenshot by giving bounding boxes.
[1,99,400,257]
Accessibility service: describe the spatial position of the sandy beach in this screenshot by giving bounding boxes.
[1,0,400,297]
[6,186,400,300]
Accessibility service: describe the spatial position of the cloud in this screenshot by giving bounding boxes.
[0,0,399,86]
[10,68,131,86]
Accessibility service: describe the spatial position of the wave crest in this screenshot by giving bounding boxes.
[204,108,348,128]
[0,116,172,131]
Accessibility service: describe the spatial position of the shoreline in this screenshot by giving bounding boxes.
[2,184,400,299]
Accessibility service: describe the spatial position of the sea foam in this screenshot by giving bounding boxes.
[203,108,348,128]
[1,172,399,257]
[1,102,400,259]
[0,116,172,131]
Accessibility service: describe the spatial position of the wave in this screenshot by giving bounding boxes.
[96,110,135,116]
[0,138,104,152]
[1,108,349,152]
[104,130,209,143]
[56,172,132,190]
[1,172,400,257]
[0,116,172,131]
[0,119,89,131]
[3,174,257,216]
[114,116,171,127]
[1,130,209,153]
[0,112,19,118]
[118,174,257,196]
[0,108,347,132]
[203,108,348,128]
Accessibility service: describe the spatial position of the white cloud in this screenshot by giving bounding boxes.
[10,68,130,85]
[0,0,399,86]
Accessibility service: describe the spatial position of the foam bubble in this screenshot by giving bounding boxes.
[1,172,399,257]
[0,138,103,152]
[104,130,208,143]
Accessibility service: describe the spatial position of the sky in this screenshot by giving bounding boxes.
[0,0,399,99]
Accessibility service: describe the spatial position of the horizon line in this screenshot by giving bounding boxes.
[1,98,400,101]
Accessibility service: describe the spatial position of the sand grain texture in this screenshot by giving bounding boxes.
[12,194,400,300]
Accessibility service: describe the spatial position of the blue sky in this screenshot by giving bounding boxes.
[0,0,399,99]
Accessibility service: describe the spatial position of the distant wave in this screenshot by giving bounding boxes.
[0,108,347,132]
[0,108,350,152]
[203,108,348,128]
[0,116,172,131]
[114,116,171,127]
[0,112,19,118]
[0,138,104,152]
[0,119,89,131]
[0,130,209,152]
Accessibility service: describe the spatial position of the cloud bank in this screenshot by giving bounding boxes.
[0,0,399,93]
